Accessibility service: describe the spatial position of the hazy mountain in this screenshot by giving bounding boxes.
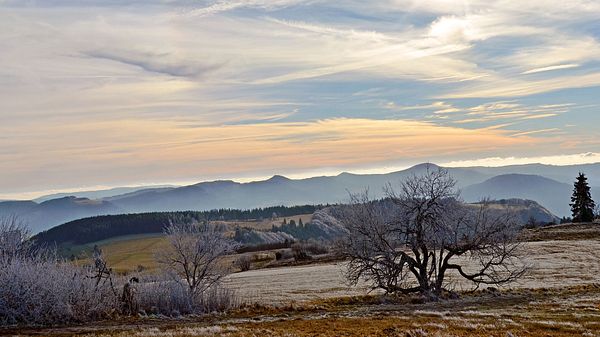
[4,162,599,233]
[106,164,489,213]
[0,197,123,233]
[462,174,600,216]
[460,163,600,187]
[34,185,177,203]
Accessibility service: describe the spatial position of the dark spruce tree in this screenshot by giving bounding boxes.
[570,173,595,223]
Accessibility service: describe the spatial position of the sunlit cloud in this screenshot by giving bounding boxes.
[521,64,580,75]
[0,0,599,196]
[442,152,600,167]
[0,117,533,194]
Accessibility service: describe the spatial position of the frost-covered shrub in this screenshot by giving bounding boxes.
[0,219,239,326]
[136,273,239,316]
[0,258,119,325]
[0,217,120,326]
[198,286,240,313]
[137,274,194,315]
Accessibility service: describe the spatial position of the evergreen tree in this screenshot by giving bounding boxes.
[570,173,595,222]
[298,218,303,227]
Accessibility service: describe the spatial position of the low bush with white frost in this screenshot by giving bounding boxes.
[0,217,240,326]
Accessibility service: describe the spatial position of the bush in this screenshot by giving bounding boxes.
[291,243,311,261]
[0,219,240,326]
[0,258,119,325]
[291,241,329,261]
[136,275,193,315]
[235,255,252,272]
[136,273,239,315]
[303,240,329,255]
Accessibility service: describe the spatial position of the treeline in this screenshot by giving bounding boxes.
[32,205,325,247]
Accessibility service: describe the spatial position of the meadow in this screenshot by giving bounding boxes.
[3,224,600,337]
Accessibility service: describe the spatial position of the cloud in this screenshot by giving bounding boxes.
[0,117,533,194]
[180,0,306,17]
[1,0,600,196]
[511,128,561,137]
[442,152,600,168]
[521,63,580,74]
[83,50,223,78]
[441,72,600,98]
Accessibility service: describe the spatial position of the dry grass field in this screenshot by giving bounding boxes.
[5,284,599,336]
[10,223,597,337]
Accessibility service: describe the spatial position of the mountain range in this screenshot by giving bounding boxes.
[2,162,599,233]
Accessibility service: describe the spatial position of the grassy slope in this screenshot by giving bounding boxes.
[73,234,167,272]
[521,222,600,241]
[71,214,312,273]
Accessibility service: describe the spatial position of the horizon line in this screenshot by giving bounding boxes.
[3,154,600,201]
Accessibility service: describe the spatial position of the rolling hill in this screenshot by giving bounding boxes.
[0,197,124,233]
[462,174,600,216]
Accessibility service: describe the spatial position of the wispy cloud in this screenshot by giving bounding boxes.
[521,64,580,75]
[511,128,561,137]
[442,152,600,168]
[0,0,599,195]
[83,50,224,78]
[0,117,533,194]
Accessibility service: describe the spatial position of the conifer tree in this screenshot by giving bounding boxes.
[570,173,595,222]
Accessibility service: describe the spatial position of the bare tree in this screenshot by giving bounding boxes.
[156,222,237,299]
[336,167,526,297]
[0,215,33,267]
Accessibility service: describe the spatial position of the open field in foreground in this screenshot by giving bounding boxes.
[4,284,600,336]
[4,236,600,337]
[224,239,600,304]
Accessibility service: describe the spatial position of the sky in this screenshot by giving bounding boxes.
[1,0,600,199]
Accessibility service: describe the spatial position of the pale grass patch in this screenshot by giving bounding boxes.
[530,320,583,328]
[423,322,447,329]
[457,310,501,318]
[413,310,447,317]
[89,325,240,337]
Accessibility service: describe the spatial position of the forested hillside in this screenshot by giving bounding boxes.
[33,204,323,246]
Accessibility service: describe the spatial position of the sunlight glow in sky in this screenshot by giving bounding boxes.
[1,0,599,199]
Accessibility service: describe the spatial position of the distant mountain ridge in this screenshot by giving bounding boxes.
[0,197,123,233]
[34,185,177,203]
[2,162,599,232]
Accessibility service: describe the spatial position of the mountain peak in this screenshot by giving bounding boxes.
[407,163,441,171]
[266,175,291,182]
